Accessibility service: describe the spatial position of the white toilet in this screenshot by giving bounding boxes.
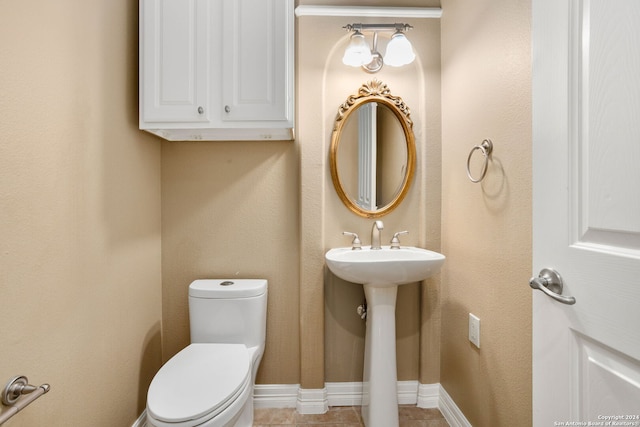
[146,279,267,427]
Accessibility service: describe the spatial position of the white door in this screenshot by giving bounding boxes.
[533,0,640,425]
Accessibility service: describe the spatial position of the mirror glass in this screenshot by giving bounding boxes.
[330,80,415,218]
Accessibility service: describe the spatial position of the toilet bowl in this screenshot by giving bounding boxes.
[146,279,267,427]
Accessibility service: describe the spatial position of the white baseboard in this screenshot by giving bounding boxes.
[253,382,468,416]
[296,387,328,414]
[322,381,420,407]
[438,385,473,427]
[135,382,471,426]
[325,382,362,406]
[252,384,299,409]
[131,411,146,427]
[417,383,440,408]
[397,381,419,405]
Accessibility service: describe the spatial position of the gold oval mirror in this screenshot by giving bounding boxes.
[330,80,416,218]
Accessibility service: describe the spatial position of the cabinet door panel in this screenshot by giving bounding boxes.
[141,0,210,123]
[221,0,293,124]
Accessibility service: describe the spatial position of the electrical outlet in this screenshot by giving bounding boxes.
[469,313,481,348]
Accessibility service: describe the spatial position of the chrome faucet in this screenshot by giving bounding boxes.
[371,220,384,250]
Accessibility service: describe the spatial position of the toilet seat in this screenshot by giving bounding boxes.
[147,343,251,426]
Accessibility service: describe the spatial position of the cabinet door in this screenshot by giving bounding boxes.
[141,0,210,123]
[221,0,293,124]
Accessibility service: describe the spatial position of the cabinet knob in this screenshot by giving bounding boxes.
[224,105,231,113]
[197,106,204,114]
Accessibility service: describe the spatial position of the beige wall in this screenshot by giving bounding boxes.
[298,15,442,385]
[440,0,532,425]
[0,0,535,424]
[160,140,301,385]
[159,8,442,389]
[0,0,162,426]
[154,0,440,405]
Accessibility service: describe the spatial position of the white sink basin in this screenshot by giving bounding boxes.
[325,246,445,287]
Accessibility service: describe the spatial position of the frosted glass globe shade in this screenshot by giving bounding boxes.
[342,32,373,67]
[383,33,415,67]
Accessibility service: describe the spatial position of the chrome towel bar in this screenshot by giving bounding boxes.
[0,375,50,425]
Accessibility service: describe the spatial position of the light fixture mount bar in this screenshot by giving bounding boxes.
[344,23,413,33]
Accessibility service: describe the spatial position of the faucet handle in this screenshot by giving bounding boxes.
[342,232,362,250]
[390,231,408,249]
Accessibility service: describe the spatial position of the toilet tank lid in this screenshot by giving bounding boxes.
[189,279,267,298]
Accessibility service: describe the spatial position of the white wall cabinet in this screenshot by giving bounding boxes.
[140,0,294,141]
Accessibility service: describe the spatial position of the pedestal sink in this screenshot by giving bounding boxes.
[325,246,445,427]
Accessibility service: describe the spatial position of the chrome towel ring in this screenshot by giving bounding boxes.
[466,139,493,183]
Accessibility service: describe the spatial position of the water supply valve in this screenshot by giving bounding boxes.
[357,302,367,320]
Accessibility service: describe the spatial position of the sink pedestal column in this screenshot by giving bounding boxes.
[362,284,399,427]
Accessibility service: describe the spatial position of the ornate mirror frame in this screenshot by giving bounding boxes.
[330,80,416,218]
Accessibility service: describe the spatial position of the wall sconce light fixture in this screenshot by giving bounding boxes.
[342,23,415,73]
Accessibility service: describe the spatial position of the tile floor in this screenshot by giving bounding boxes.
[253,405,450,426]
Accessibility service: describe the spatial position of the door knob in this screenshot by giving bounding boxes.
[529,268,576,305]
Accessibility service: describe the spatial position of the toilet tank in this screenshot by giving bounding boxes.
[188,279,267,349]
